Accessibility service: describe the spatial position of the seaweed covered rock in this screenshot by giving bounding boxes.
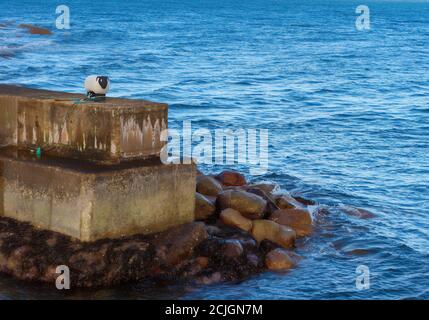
[0,218,208,287]
[153,222,208,266]
[195,235,264,282]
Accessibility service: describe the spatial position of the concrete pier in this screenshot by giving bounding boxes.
[0,85,168,163]
[0,85,195,241]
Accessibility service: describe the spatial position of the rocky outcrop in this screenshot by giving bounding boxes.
[220,208,253,232]
[195,192,216,220]
[269,208,312,237]
[217,190,267,219]
[0,167,325,288]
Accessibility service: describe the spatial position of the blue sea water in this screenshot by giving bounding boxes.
[0,0,428,300]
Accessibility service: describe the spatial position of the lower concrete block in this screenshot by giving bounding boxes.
[0,148,196,241]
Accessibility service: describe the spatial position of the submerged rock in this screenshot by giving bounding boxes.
[18,24,52,35]
[217,190,266,219]
[265,248,296,271]
[196,175,223,197]
[293,196,316,206]
[219,208,253,232]
[195,192,216,220]
[215,170,247,186]
[340,205,375,219]
[269,208,312,237]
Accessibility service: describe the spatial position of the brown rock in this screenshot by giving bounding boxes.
[196,256,209,268]
[248,183,277,195]
[222,240,244,258]
[216,170,246,186]
[195,192,216,220]
[251,220,296,249]
[275,228,296,249]
[219,208,253,232]
[196,175,223,196]
[18,24,52,35]
[269,208,312,237]
[217,190,267,219]
[293,196,316,206]
[246,188,279,214]
[265,248,295,271]
[275,195,296,210]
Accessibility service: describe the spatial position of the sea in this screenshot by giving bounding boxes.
[0,0,428,299]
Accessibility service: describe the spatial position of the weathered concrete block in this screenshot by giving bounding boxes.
[0,148,196,241]
[0,85,168,163]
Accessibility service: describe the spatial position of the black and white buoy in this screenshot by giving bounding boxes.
[84,75,110,101]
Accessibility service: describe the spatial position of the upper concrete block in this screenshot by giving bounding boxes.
[0,85,168,163]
